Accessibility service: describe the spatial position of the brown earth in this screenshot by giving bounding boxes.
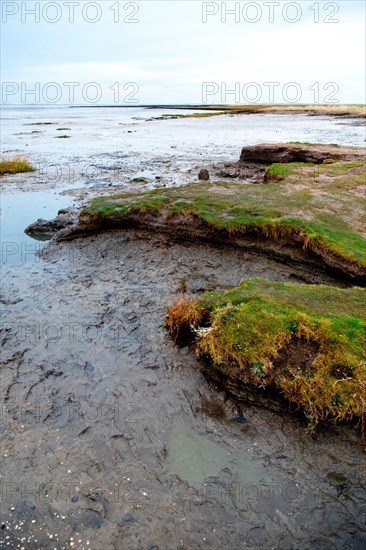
[239,143,366,164]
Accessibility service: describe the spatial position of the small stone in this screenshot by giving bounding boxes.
[71,496,78,503]
[233,410,247,424]
[198,169,210,181]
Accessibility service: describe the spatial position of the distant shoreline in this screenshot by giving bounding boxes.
[70,103,366,118]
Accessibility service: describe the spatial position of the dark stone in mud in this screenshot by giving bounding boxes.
[326,469,348,483]
[240,143,365,165]
[71,495,79,502]
[25,207,78,239]
[233,410,247,424]
[45,368,63,378]
[198,168,210,180]
[131,177,148,183]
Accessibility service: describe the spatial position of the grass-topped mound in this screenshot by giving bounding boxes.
[0,157,36,175]
[241,142,365,164]
[166,279,366,430]
[80,158,366,274]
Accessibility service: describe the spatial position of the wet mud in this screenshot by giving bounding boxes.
[1,231,365,549]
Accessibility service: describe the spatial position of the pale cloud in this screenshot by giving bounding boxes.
[1,1,365,104]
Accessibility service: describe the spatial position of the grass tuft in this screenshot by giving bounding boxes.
[0,157,36,175]
[165,280,366,431]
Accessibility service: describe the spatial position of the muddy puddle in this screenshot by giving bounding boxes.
[0,190,74,266]
[1,230,365,549]
[165,416,266,491]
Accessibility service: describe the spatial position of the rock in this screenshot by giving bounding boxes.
[233,410,247,424]
[198,168,210,181]
[326,468,348,483]
[45,368,63,378]
[240,143,365,165]
[130,177,148,184]
[25,207,78,239]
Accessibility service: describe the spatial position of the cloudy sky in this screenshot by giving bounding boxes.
[1,0,365,105]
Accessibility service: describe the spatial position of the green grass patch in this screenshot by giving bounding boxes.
[166,279,366,430]
[322,161,365,174]
[265,162,316,179]
[0,157,36,175]
[54,135,71,139]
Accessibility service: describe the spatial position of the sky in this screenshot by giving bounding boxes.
[1,0,365,105]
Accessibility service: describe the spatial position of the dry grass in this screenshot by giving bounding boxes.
[165,296,210,343]
[189,104,366,117]
[0,157,36,175]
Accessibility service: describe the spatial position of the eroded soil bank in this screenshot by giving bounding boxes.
[60,210,366,287]
[1,230,365,549]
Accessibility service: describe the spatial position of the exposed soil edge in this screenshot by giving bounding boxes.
[57,211,365,286]
[196,354,362,432]
[169,320,363,432]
